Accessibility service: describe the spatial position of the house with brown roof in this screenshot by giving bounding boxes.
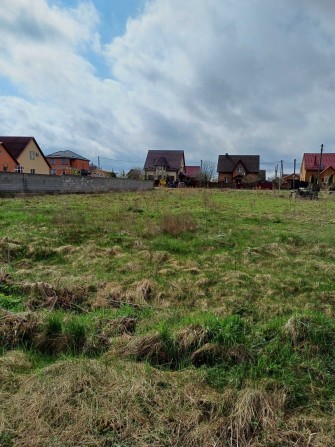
[46,150,90,175]
[0,142,18,172]
[301,152,335,184]
[217,153,260,185]
[144,150,185,181]
[0,137,51,174]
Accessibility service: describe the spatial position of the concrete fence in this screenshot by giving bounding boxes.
[0,172,154,196]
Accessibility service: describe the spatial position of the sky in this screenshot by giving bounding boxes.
[1,0,335,175]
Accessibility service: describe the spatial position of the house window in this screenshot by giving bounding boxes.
[224,177,229,183]
[50,158,56,165]
[51,169,56,175]
[30,169,35,174]
[15,165,24,173]
[61,158,68,165]
[237,166,244,173]
[30,151,35,160]
[3,166,8,172]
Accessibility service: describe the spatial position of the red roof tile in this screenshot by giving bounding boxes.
[303,153,335,171]
[185,166,201,177]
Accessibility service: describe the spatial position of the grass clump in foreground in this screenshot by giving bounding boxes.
[1,189,335,446]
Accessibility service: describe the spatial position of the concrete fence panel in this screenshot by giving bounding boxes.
[0,172,154,196]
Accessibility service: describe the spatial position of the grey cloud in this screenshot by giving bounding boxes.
[1,0,335,172]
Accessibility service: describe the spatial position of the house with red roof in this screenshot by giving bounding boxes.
[144,150,185,181]
[185,166,201,179]
[0,136,51,174]
[300,152,335,184]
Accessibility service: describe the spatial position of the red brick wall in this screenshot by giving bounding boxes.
[0,145,17,172]
[47,158,90,175]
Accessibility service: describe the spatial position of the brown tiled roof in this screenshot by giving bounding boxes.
[0,141,19,164]
[217,154,260,173]
[0,136,34,159]
[0,136,51,169]
[144,150,185,171]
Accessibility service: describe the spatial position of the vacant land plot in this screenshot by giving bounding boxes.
[1,189,335,446]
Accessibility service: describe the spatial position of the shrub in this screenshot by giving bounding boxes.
[160,213,197,236]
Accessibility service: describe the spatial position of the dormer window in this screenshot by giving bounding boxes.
[237,165,244,173]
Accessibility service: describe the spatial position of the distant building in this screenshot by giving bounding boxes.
[0,136,51,174]
[46,150,90,175]
[300,152,335,183]
[144,150,185,181]
[282,173,300,183]
[185,166,201,179]
[217,153,260,185]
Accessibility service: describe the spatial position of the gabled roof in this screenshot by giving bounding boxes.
[282,173,300,181]
[156,156,169,168]
[144,150,185,171]
[0,136,35,160]
[217,154,260,173]
[0,141,19,164]
[302,153,335,171]
[46,150,89,161]
[320,165,335,175]
[0,136,51,169]
[185,166,201,177]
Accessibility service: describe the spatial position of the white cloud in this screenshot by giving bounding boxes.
[0,0,335,171]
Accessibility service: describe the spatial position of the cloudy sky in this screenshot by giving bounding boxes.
[1,0,335,174]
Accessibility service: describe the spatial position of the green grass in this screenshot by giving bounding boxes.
[1,189,335,445]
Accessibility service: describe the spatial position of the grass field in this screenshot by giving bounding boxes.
[1,188,335,446]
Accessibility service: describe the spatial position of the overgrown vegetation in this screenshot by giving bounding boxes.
[1,189,335,446]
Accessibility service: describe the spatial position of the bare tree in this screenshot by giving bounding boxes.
[196,160,217,186]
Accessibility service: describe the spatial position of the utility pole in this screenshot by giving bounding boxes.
[317,144,324,187]
[275,164,278,180]
[98,156,100,169]
[279,160,283,190]
[293,159,296,189]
